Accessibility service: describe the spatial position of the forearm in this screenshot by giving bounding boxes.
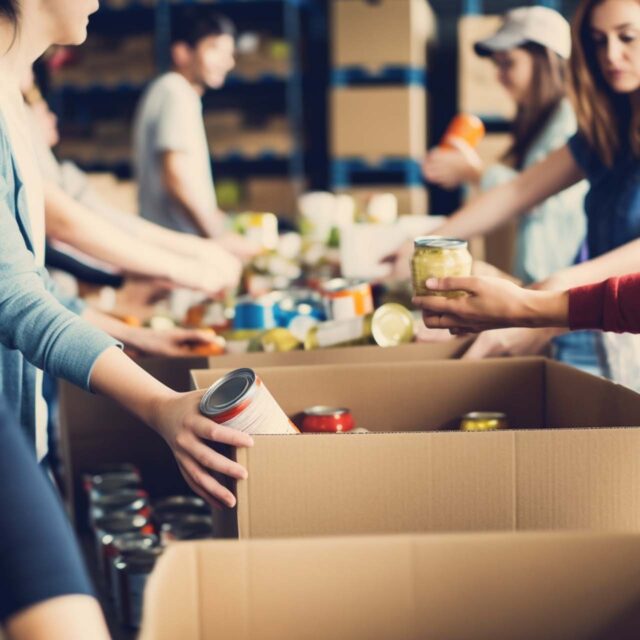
[82,307,137,345]
[519,289,570,327]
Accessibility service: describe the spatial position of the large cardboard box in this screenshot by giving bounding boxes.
[191,357,640,539]
[331,86,426,159]
[141,532,640,640]
[458,15,516,120]
[60,341,469,523]
[332,0,435,71]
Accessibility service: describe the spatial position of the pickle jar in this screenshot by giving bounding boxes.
[411,237,472,298]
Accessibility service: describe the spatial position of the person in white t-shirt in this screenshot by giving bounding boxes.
[133,9,250,253]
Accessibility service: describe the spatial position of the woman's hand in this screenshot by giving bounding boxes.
[150,390,253,508]
[125,326,223,357]
[412,276,569,333]
[422,138,484,190]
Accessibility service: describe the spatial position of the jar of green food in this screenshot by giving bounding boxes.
[411,237,472,297]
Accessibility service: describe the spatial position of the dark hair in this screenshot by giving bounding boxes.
[170,8,236,48]
[0,0,19,24]
[504,42,567,170]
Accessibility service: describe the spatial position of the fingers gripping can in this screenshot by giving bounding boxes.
[199,368,299,435]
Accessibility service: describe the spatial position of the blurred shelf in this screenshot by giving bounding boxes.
[331,157,423,188]
[331,67,427,87]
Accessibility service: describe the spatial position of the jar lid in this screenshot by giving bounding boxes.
[413,237,468,249]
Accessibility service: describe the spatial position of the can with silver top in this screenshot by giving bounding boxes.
[460,412,508,432]
[200,368,298,435]
[301,407,355,433]
[411,237,472,297]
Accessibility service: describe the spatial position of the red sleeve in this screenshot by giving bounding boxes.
[569,274,640,333]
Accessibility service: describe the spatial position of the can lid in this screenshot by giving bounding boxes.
[303,406,350,417]
[413,236,468,249]
[153,495,207,512]
[161,515,214,540]
[462,412,507,420]
[200,368,257,417]
[371,303,414,348]
[95,513,150,534]
[115,546,164,571]
[91,491,147,509]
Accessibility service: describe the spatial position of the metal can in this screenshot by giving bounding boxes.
[301,407,355,433]
[89,490,151,526]
[83,466,141,495]
[304,316,372,350]
[160,515,214,545]
[371,303,415,347]
[152,496,210,528]
[107,533,159,600]
[274,289,325,327]
[200,368,299,435]
[460,412,508,432]
[113,547,164,629]
[411,237,472,298]
[233,295,278,331]
[260,328,301,353]
[321,278,374,321]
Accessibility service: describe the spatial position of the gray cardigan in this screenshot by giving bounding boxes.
[0,112,118,447]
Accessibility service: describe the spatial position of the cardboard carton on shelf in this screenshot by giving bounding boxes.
[331,86,426,159]
[332,0,436,71]
[141,531,640,640]
[458,15,516,120]
[191,357,640,539]
[59,340,470,524]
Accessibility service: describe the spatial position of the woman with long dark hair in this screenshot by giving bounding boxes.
[422,6,587,284]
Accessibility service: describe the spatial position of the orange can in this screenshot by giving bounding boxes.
[439,114,485,150]
[321,278,374,321]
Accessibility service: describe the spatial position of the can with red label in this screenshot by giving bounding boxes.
[200,368,299,435]
[321,278,374,321]
[301,406,355,433]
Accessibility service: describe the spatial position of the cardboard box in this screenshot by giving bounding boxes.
[243,177,301,219]
[331,86,426,159]
[60,341,469,524]
[337,185,429,215]
[141,532,640,640]
[458,15,516,120]
[191,357,640,539]
[332,0,436,71]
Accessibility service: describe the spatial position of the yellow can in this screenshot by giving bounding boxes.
[411,237,472,298]
[460,412,508,432]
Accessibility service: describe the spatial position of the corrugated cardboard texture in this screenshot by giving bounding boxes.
[141,532,640,640]
[59,356,206,525]
[458,15,516,119]
[332,0,435,70]
[192,358,640,538]
[331,86,426,159]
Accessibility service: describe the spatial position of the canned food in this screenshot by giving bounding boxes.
[371,303,415,347]
[200,368,299,435]
[274,290,325,327]
[411,237,472,298]
[260,328,301,353]
[233,295,277,331]
[440,114,485,150]
[301,407,355,433]
[90,490,151,525]
[460,412,508,432]
[83,466,141,495]
[160,515,214,545]
[234,212,279,250]
[107,533,158,599]
[321,279,374,321]
[113,547,164,629]
[152,496,210,528]
[94,513,154,579]
[304,316,372,350]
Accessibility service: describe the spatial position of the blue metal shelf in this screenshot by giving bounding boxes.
[331,158,423,189]
[332,67,427,87]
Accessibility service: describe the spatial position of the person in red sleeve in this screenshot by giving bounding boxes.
[412,274,640,335]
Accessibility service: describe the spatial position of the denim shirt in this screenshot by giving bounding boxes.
[481,100,588,284]
[0,111,118,448]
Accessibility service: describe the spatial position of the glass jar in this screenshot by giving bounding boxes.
[411,237,472,298]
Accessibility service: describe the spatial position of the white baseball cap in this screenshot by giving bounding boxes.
[474,6,571,60]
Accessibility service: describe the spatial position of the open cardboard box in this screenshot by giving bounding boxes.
[59,340,469,524]
[141,532,640,640]
[191,357,640,539]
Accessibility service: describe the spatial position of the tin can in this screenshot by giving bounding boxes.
[371,303,415,347]
[113,547,164,629]
[460,412,508,432]
[440,114,485,150]
[94,513,154,579]
[152,496,210,528]
[411,237,472,298]
[200,368,298,435]
[83,466,141,495]
[301,407,355,433]
[260,328,301,353]
[234,212,279,251]
[233,295,278,331]
[304,316,372,350]
[321,278,374,321]
[107,533,158,600]
[160,515,214,545]
[274,289,325,327]
[89,490,151,526]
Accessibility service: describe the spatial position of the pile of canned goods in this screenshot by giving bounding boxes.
[84,464,214,629]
